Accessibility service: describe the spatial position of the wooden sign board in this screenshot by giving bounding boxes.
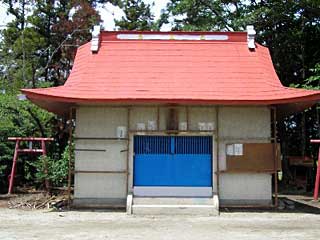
[226,143,281,172]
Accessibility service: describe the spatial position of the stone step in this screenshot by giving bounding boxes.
[133,197,213,205]
[132,204,218,216]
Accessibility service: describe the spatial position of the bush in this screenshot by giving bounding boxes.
[28,144,74,188]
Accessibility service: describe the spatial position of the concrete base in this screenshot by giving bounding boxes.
[73,198,126,208]
[220,199,272,206]
[130,196,219,215]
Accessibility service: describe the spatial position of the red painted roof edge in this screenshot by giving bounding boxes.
[21,88,320,106]
[100,30,247,42]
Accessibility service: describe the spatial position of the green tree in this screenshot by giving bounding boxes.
[114,0,156,30]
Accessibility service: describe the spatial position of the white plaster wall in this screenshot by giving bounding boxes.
[219,107,271,139]
[76,107,127,138]
[75,107,128,202]
[75,140,127,171]
[219,173,272,203]
[74,173,126,199]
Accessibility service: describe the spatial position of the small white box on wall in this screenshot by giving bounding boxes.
[116,126,127,138]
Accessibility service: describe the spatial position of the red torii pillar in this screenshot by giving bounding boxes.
[311,139,320,201]
[7,137,53,194]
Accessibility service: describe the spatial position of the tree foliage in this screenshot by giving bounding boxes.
[114,0,156,30]
[0,0,101,91]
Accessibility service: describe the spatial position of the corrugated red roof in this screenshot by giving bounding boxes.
[22,31,320,114]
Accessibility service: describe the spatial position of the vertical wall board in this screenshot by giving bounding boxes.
[74,173,127,199]
[188,107,216,131]
[75,140,127,171]
[76,107,127,138]
[219,173,272,201]
[130,107,157,130]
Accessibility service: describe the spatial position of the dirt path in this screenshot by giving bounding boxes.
[0,208,320,240]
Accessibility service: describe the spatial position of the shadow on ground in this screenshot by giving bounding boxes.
[221,196,320,214]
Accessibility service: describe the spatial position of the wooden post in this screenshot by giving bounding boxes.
[186,106,189,131]
[8,140,20,194]
[126,107,131,194]
[157,106,160,131]
[272,107,278,207]
[215,106,220,197]
[67,108,73,209]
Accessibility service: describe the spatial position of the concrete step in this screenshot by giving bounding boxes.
[132,204,218,216]
[128,195,219,215]
[133,197,213,205]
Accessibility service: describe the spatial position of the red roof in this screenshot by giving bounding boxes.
[22,31,320,114]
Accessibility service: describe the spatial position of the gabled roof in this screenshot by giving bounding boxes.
[22,31,320,115]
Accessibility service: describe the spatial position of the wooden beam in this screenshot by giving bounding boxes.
[74,170,127,174]
[67,107,74,210]
[272,107,279,208]
[215,106,220,197]
[126,107,131,195]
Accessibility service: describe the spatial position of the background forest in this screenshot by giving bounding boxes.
[0,0,319,193]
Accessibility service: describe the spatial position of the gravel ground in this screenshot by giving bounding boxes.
[1,208,320,240]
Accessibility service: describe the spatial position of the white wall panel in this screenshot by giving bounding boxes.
[220,173,272,201]
[75,173,126,199]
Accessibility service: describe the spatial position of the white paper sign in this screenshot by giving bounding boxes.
[226,144,234,155]
[234,144,243,156]
[179,122,188,131]
[147,120,156,130]
[207,122,215,131]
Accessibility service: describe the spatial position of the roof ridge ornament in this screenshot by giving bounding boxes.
[246,25,256,49]
[91,25,101,53]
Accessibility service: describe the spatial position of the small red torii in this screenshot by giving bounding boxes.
[7,137,53,194]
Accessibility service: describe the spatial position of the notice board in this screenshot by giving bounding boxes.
[226,143,281,172]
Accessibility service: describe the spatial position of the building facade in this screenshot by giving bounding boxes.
[22,28,320,214]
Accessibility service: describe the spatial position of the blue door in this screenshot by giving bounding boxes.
[134,136,212,187]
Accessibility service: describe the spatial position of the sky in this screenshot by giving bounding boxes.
[0,0,170,30]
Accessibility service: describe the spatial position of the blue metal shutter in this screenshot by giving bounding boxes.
[134,136,212,187]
